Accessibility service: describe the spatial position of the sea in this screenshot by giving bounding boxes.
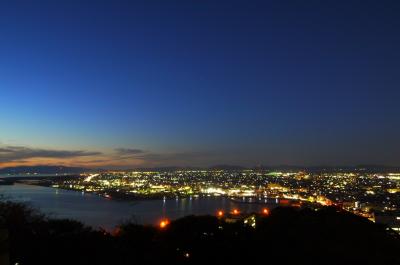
[0,182,279,230]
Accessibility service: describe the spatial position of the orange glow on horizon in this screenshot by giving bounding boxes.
[0,145,156,170]
[232,209,240,215]
[0,155,148,170]
[217,210,224,217]
[262,208,269,215]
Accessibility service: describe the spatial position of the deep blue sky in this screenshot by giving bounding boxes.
[1,0,400,168]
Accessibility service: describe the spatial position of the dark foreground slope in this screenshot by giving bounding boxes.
[0,201,399,265]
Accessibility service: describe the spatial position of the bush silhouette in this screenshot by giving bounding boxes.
[0,201,399,265]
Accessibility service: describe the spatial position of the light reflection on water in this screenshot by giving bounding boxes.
[0,183,277,230]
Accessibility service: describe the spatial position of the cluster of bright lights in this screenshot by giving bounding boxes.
[52,169,400,228]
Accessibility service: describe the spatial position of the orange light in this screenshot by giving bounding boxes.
[262,208,269,215]
[280,199,289,204]
[232,209,240,215]
[217,210,224,217]
[159,219,170,229]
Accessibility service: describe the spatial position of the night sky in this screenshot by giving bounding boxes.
[1,0,400,168]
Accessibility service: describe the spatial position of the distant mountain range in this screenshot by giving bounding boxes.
[257,164,400,172]
[206,164,400,172]
[0,164,399,175]
[0,166,92,175]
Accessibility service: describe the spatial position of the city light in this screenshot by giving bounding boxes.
[262,208,269,215]
[159,219,170,229]
[47,169,399,231]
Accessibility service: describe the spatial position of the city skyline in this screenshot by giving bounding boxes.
[1,0,400,168]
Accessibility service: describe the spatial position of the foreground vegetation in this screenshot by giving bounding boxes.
[0,201,399,265]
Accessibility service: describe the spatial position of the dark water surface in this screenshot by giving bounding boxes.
[0,183,278,230]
